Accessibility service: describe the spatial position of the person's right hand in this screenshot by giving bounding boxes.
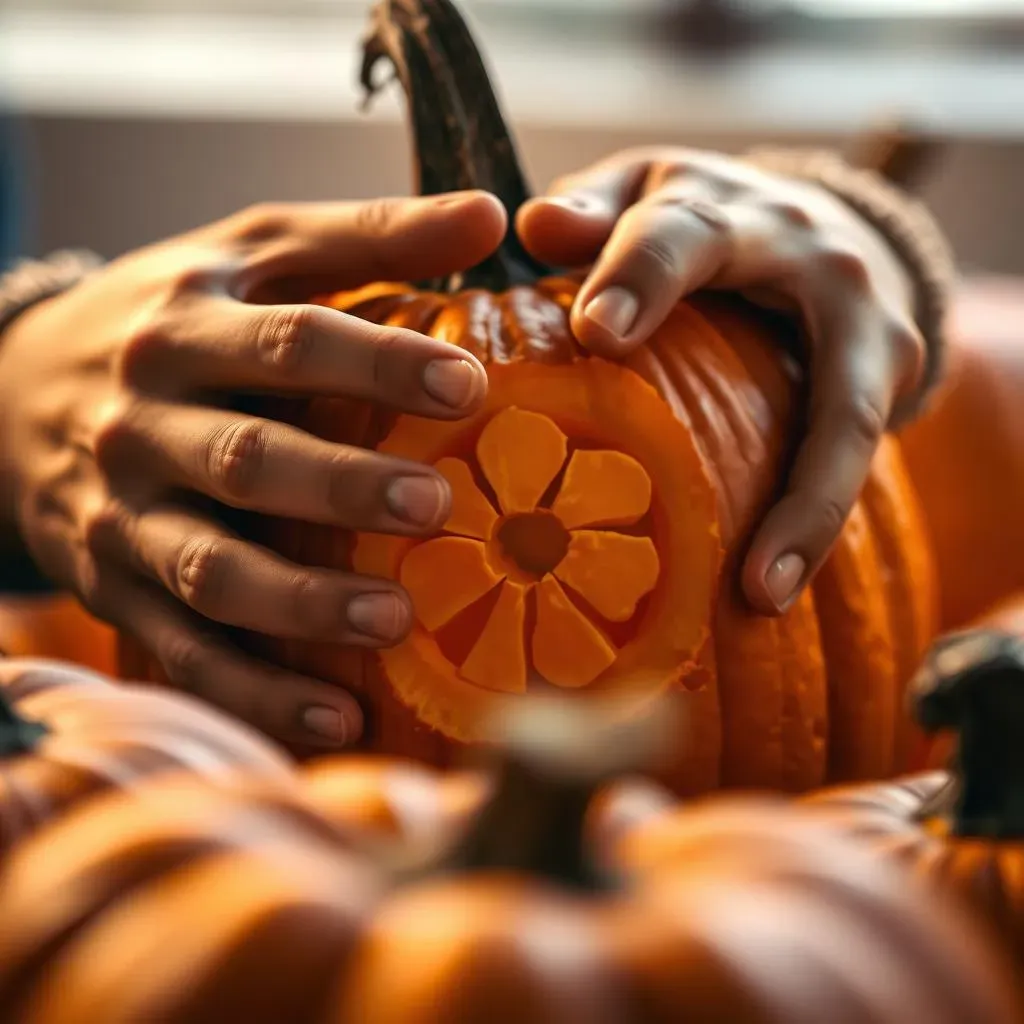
[0,192,506,749]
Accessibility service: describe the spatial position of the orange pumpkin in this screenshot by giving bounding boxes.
[119,0,939,794]
[0,697,1014,1024]
[0,594,118,676]
[799,627,1024,969]
[897,284,1024,632]
[0,657,293,858]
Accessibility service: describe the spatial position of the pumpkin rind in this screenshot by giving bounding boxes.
[0,658,293,858]
[0,772,1014,1023]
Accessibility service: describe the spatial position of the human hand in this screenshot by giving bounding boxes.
[0,192,506,748]
[517,147,926,615]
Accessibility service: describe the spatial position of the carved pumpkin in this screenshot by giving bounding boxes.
[0,657,293,858]
[0,594,118,676]
[0,698,1014,1024]
[799,628,1024,968]
[119,0,939,794]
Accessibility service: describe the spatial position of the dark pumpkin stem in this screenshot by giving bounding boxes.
[360,0,551,291]
[912,630,1024,839]
[0,689,47,758]
[440,697,677,891]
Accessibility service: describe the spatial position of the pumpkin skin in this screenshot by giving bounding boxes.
[0,594,118,677]
[0,657,294,859]
[897,288,1024,632]
[0,769,1013,1021]
[115,0,937,794]
[799,628,1024,971]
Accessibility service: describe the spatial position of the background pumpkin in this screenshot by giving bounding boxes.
[118,0,944,796]
[798,627,1024,971]
[0,594,117,677]
[0,697,1014,1024]
[0,657,294,858]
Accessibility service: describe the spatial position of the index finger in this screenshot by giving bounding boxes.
[741,314,899,615]
[221,191,508,302]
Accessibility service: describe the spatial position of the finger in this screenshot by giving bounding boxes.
[741,309,900,615]
[125,298,487,417]
[114,577,365,749]
[517,157,653,267]
[568,190,753,356]
[110,505,412,646]
[120,404,452,533]
[221,191,507,301]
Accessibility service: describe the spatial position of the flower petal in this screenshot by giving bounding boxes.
[476,407,567,514]
[551,449,652,530]
[400,537,504,632]
[435,457,498,539]
[459,581,528,694]
[532,576,617,688]
[555,531,660,622]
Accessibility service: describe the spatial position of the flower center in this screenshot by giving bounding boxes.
[492,511,570,582]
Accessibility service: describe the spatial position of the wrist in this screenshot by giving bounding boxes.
[743,147,956,413]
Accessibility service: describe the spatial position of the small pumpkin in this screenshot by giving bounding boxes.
[0,698,1014,1024]
[0,657,293,858]
[799,627,1024,968]
[120,0,939,795]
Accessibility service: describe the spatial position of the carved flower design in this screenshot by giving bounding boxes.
[398,407,660,694]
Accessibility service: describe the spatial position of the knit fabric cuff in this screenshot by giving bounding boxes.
[0,249,104,340]
[744,147,956,413]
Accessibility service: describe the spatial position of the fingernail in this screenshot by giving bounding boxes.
[386,475,449,527]
[583,287,639,341]
[302,705,355,744]
[765,553,806,612]
[348,591,410,641]
[423,358,482,409]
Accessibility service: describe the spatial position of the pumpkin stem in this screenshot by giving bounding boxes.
[360,0,551,292]
[442,696,678,890]
[0,690,47,757]
[912,630,1024,839]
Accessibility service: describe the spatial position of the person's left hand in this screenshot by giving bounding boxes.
[517,147,926,617]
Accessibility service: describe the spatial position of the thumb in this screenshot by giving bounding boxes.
[516,159,651,268]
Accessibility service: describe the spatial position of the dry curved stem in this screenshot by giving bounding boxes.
[360,0,550,290]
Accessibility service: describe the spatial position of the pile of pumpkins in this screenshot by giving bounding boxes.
[2,0,1024,1019]
[0,629,1021,1022]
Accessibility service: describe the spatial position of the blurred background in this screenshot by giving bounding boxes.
[1,0,1023,273]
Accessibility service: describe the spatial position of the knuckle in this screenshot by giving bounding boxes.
[283,572,326,629]
[83,500,131,556]
[231,202,293,245]
[813,241,872,291]
[91,400,138,467]
[326,449,372,520]
[205,419,269,500]
[813,495,851,542]
[353,197,401,239]
[887,318,925,364]
[159,636,212,695]
[625,230,681,280]
[119,313,171,382]
[164,265,212,302]
[765,198,815,230]
[839,394,887,448]
[253,305,317,372]
[176,539,228,613]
